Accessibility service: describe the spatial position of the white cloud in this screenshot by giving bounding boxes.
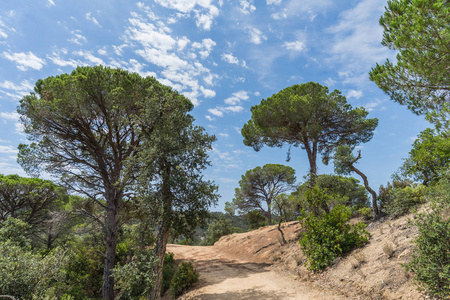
[0,111,20,121]
[125,8,218,106]
[68,30,87,45]
[86,12,102,27]
[224,105,244,113]
[98,48,107,55]
[0,80,33,92]
[154,0,220,31]
[218,133,229,137]
[224,90,249,105]
[364,99,385,112]
[205,115,214,121]
[0,145,18,154]
[200,86,215,98]
[208,105,244,117]
[47,51,80,68]
[267,0,282,4]
[221,53,239,65]
[326,0,392,85]
[177,36,190,51]
[346,89,363,99]
[113,44,128,56]
[284,40,305,52]
[192,38,216,58]
[324,77,336,87]
[2,51,46,71]
[270,0,331,20]
[208,108,223,117]
[127,19,177,51]
[248,27,267,45]
[240,0,256,14]
[73,50,105,65]
[46,0,55,7]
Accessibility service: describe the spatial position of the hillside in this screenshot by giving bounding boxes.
[166,213,428,299]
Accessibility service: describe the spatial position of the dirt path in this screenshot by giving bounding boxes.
[166,244,343,300]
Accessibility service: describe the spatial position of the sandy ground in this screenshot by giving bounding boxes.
[166,243,343,300]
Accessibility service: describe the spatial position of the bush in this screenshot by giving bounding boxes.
[358,207,372,220]
[385,185,427,218]
[405,178,450,298]
[114,248,156,299]
[170,261,199,298]
[298,204,370,271]
[0,241,69,299]
[203,217,238,245]
[162,252,177,296]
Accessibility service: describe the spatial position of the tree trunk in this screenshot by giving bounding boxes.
[305,144,318,188]
[350,166,379,216]
[149,161,172,300]
[102,198,119,300]
[277,220,286,245]
[149,216,171,300]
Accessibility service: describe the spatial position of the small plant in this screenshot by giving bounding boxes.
[351,251,367,269]
[382,243,395,259]
[358,207,372,220]
[170,261,199,298]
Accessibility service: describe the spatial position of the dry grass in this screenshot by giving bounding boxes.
[382,243,395,259]
[351,251,367,269]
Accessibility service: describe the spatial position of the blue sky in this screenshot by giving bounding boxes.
[0,0,429,211]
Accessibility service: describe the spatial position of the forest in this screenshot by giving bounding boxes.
[0,0,449,299]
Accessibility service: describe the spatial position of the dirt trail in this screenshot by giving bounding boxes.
[166,244,343,300]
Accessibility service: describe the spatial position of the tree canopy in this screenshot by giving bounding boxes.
[241,82,378,185]
[405,126,450,186]
[369,0,450,115]
[233,164,296,225]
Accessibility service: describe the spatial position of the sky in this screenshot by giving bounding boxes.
[0,0,430,212]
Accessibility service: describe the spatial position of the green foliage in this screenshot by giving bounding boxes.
[203,216,239,245]
[385,184,428,218]
[369,0,450,116]
[0,217,31,248]
[0,241,70,299]
[295,175,369,212]
[298,203,370,271]
[233,164,296,225]
[358,207,372,220]
[246,210,267,230]
[406,126,450,185]
[405,176,450,298]
[162,253,177,296]
[170,261,199,298]
[114,248,156,300]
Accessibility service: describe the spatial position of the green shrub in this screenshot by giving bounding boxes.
[386,185,427,218]
[246,210,267,230]
[405,178,450,298]
[162,252,177,295]
[298,204,370,271]
[0,241,69,299]
[358,207,372,220]
[114,248,156,299]
[170,261,199,298]
[203,217,239,245]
